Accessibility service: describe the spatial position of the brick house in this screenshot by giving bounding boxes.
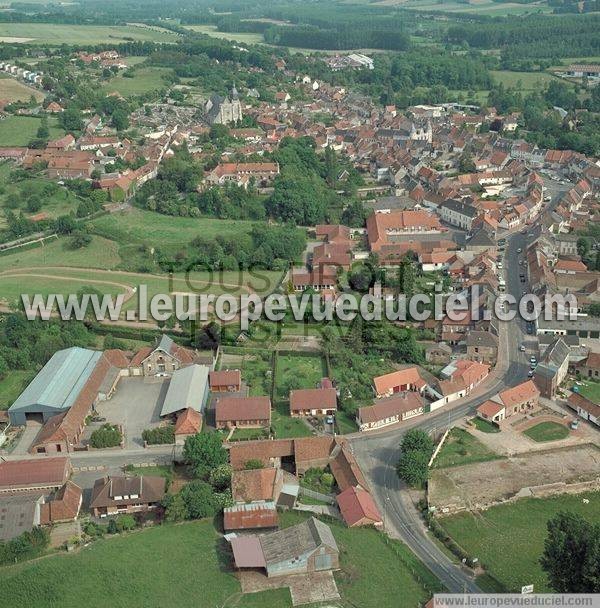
[476,400,506,424]
[336,486,382,528]
[357,392,424,431]
[577,352,600,380]
[174,408,202,445]
[215,396,271,429]
[373,367,427,398]
[209,369,241,392]
[534,338,570,398]
[89,475,166,517]
[289,387,337,417]
[129,335,196,376]
[498,380,540,416]
[466,331,499,365]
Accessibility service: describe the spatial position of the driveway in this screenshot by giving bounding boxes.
[10,420,42,455]
[95,377,169,449]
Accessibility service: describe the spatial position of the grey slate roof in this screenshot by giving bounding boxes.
[8,347,102,415]
[0,493,43,541]
[441,198,479,218]
[259,516,338,565]
[160,364,210,417]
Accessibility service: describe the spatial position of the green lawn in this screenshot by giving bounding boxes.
[0,167,83,226]
[578,380,600,404]
[439,491,600,592]
[472,417,500,433]
[0,370,36,410]
[433,428,502,469]
[1,511,441,608]
[0,23,178,45]
[101,67,173,96]
[271,353,328,438]
[0,116,65,147]
[230,427,270,441]
[490,70,561,92]
[524,421,569,443]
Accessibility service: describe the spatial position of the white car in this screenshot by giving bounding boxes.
[520,345,526,352]
[517,248,522,254]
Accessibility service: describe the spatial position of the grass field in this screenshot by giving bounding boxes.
[433,428,502,469]
[0,23,178,45]
[0,370,36,410]
[0,74,44,103]
[101,67,173,96]
[490,70,560,91]
[183,24,265,44]
[523,421,569,442]
[578,380,600,404]
[0,166,81,225]
[239,351,273,397]
[0,115,65,147]
[0,510,440,608]
[439,491,600,592]
[0,233,282,311]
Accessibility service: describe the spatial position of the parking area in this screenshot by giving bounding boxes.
[95,377,168,449]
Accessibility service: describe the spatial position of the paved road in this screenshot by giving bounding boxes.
[350,226,534,593]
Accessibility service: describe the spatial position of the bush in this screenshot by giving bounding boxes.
[89,423,122,448]
[244,459,264,470]
[0,527,50,566]
[142,425,175,445]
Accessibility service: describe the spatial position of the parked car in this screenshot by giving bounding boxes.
[326,415,335,425]
[528,370,534,377]
[571,419,579,430]
[517,248,522,253]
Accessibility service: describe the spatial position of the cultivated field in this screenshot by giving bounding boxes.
[0,23,178,45]
[390,0,553,15]
[439,491,600,592]
[0,512,440,608]
[429,444,600,512]
[0,74,44,103]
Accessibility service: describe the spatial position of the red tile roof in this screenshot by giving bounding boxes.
[337,485,382,527]
[209,369,241,389]
[175,408,202,435]
[40,480,82,524]
[232,468,280,502]
[373,367,424,395]
[289,387,337,412]
[476,400,505,418]
[215,396,271,424]
[499,380,540,408]
[0,457,70,492]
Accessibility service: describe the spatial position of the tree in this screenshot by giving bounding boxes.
[54,215,76,234]
[59,107,83,132]
[183,432,228,479]
[180,481,218,519]
[36,116,49,140]
[163,493,189,522]
[396,449,430,488]
[541,512,600,592]
[458,150,476,174]
[111,108,129,131]
[89,424,122,448]
[209,463,232,491]
[26,195,42,213]
[347,263,374,293]
[401,429,434,455]
[577,237,590,258]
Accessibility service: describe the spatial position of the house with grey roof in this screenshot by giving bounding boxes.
[8,347,102,426]
[160,364,210,417]
[439,199,480,230]
[231,516,339,578]
[534,337,570,398]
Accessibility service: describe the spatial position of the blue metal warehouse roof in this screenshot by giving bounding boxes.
[9,347,102,414]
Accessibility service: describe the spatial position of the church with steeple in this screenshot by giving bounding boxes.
[204,85,243,125]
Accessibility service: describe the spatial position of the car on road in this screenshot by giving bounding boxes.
[528,370,535,378]
[520,274,526,282]
[497,262,503,269]
[520,345,526,352]
[517,248,522,253]
[530,356,537,363]
[526,324,534,335]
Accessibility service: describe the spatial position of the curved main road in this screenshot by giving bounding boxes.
[350,228,533,593]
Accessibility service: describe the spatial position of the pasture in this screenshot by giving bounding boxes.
[101,67,173,96]
[439,491,600,592]
[0,511,439,608]
[0,115,65,147]
[0,23,178,45]
[490,70,560,92]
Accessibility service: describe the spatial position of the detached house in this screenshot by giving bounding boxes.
[209,369,242,392]
[215,396,271,430]
[289,387,337,417]
[89,475,166,517]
